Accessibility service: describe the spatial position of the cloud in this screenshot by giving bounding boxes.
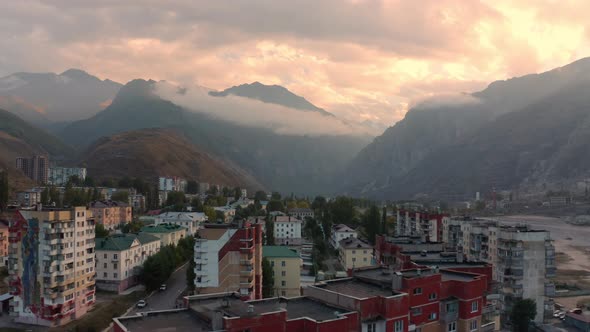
[154,82,372,137]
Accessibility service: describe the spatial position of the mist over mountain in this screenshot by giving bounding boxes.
[343,57,590,200]
[209,82,334,116]
[0,69,121,125]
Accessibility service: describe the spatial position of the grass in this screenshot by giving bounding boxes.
[50,291,146,332]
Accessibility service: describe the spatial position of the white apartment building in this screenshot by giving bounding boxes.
[273,216,302,246]
[158,176,187,192]
[48,167,87,186]
[154,212,207,235]
[95,233,161,293]
[8,207,96,327]
[330,224,358,249]
[288,208,314,220]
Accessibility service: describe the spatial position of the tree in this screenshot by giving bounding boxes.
[0,171,8,212]
[118,176,132,188]
[286,200,297,210]
[254,191,267,201]
[95,223,109,238]
[41,187,50,205]
[83,176,95,187]
[233,187,241,200]
[262,258,275,298]
[381,206,387,234]
[186,180,198,194]
[191,197,204,212]
[166,191,186,210]
[329,196,355,225]
[67,175,82,186]
[271,192,282,200]
[122,220,143,234]
[311,196,327,211]
[111,190,129,203]
[510,299,536,332]
[363,205,381,244]
[265,218,275,245]
[204,206,216,222]
[267,200,284,212]
[297,200,310,208]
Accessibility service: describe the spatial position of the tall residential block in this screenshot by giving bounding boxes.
[48,167,87,186]
[7,207,96,327]
[262,246,302,297]
[16,155,49,184]
[396,210,448,242]
[194,222,263,300]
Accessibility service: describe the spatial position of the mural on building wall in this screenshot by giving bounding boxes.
[21,217,41,313]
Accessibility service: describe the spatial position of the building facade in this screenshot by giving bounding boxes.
[8,207,96,327]
[140,224,187,247]
[155,212,206,235]
[16,155,49,184]
[0,220,8,267]
[95,233,161,293]
[338,237,374,270]
[89,200,132,230]
[396,210,448,242]
[262,246,302,297]
[194,222,263,300]
[331,223,358,249]
[273,215,302,246]
[16,189,42,208]
[287,208,314,220]
[48,167,87,186]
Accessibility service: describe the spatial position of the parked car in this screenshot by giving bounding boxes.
[160,284,167,291]
[137,300,147,308]
[554,310,563,318]
[570,308,583,314]
[559,313,566,320]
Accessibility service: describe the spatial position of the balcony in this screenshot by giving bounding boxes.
[195,258,208,265]
[240,267,253,276]
[481,322,495,332]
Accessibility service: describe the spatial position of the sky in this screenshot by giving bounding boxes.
[1,0,589,129]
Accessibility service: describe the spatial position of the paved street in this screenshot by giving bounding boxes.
[129,263,188,314]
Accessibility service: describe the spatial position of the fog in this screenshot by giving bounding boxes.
[154,82,373,137]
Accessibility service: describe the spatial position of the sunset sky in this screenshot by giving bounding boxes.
[1,0,589,127]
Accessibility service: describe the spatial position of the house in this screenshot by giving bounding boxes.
[140,223,187,247]
[273,216,303,246]
[288,208,314,220]
[89,200,132,230]
[16,189,42,207]
[338,237,374,270]
[263,246,302,297]
[330,223,358,249]
[154,212,207,235]
[213,206,236,222]
[95,233,161,293]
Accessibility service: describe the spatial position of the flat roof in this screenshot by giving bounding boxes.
[263,246,300,258]
[354,267,434,282]
[440,270,478,282]
[319,278,398,298]
[251,297,350,321]
[197,228,228,240]
[115,309,210,332]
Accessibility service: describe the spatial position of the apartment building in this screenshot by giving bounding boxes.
[95,233,161,293]
[0,220,8,267]
[442,217,555,323]
[140,223,186,247]
[7,207,96,327]
[158,176,187,192]
[330,223,358,249]
[89,200,132,230]
[16,189,42,208]
[16,155,49,184]
[262,246,302,297]
[338,237,374,270]
[396,210,448,242]
[194,222,263,300]
[48,167,87,186]
[155,211,207,235]
[273,215,302,246]
[287,207,314,220]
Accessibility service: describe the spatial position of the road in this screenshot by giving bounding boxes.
[129,263,188,314]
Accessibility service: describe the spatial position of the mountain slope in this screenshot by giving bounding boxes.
[61,80,368,195]
[343,57,590,199]
[0,69,121,125]
[79,129,264,191]
[209,82,333,116]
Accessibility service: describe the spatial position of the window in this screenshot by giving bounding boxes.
[394,320,404,332]
[364,257,367,262]
[446,302,458,313]
[281,261,286,267]
[114,254,118,259]
[113,263,118,269]
[413,287,422,295]
[103,272,107,277]
[281,291,286,296]
[103,263,107,268]
[104,253,107,259]
[352,257,356,262]
[271,261,274,267]
[429,292,437,300]
[281,281,286,286]
[352,250,356,254]
[471,301,478,313]
[412,308,422,316]
[448,322,457,332]
[367,322,376,332]
[113,273,118,278]
[470,320,477,331]
[429,312,437,320]
[281,271,286,277]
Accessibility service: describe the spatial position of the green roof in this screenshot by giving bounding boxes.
[95,233,160,251]
[140,223,185,234]
[263,246,300,258]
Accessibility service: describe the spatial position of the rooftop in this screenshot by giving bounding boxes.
[114,309,210,332]
[440,270,479,282]
[95,233,160,251]
[157,212,207,221]
[263,246,300,258]
[332,224,355,233]
[197,228,228,240]
[353,266,435,283]
[288,208,313,213]
[275,216,303,223]
[89,200,129,208]
[140,223,185,233]
[318,278,399,298]
[339,237,372,249]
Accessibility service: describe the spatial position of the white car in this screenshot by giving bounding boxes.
[554,310,562,318]
[136,300,147,308]
[160,284,167,291]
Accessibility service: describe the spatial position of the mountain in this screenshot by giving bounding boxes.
[79,129,264,191]
[343,57,590,200]
[61,80,368,195]
[209,82,334,116]
[0,69,121,125]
